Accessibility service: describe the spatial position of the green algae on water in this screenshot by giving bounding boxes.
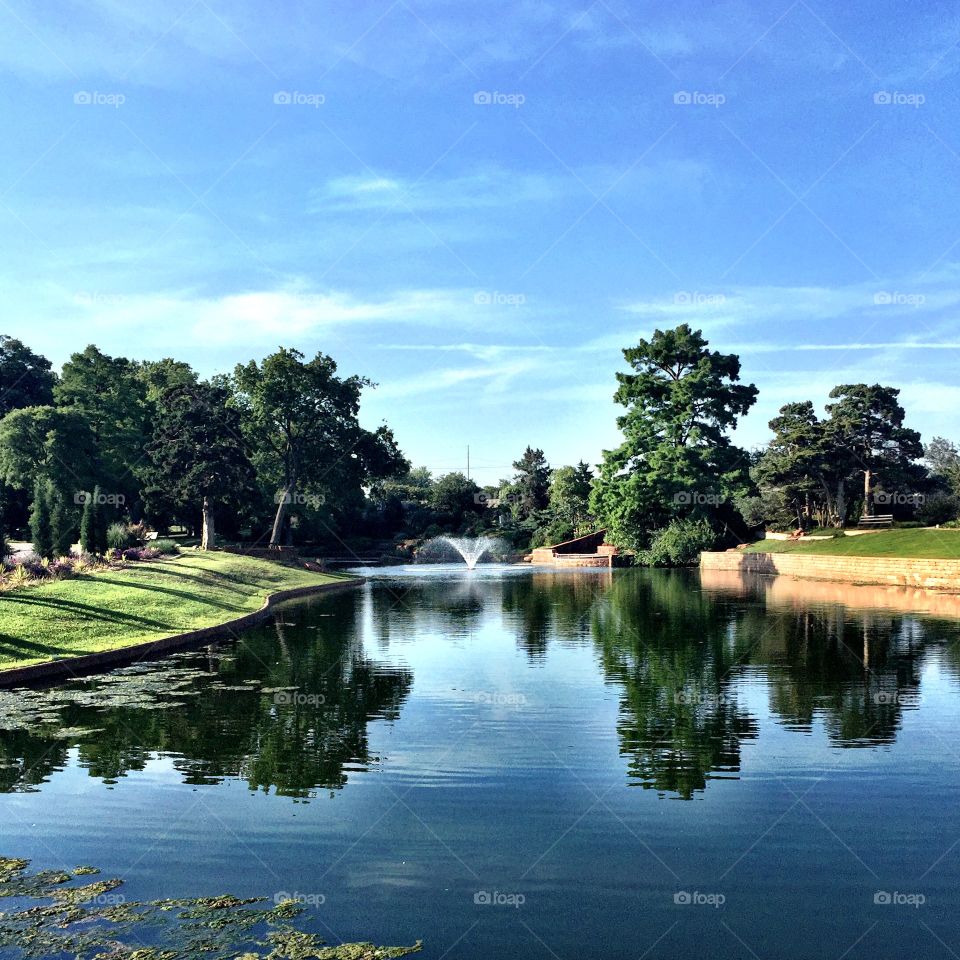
[0,856,421,960]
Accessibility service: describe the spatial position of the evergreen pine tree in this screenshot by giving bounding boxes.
[80,489,95,554]
[91,486,107,555]
[80,486,107,555]
[30,478,54,560]
[48,484,73,557]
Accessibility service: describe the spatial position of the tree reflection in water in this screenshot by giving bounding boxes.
[0,590,412,797]
[0,567,955,801]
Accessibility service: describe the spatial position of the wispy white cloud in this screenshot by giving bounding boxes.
[309,169,563,215]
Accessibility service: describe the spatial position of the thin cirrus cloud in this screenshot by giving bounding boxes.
[308,170,563,215]
[60,285,527,347]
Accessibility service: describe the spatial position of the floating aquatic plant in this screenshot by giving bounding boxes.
[0,856,422,959]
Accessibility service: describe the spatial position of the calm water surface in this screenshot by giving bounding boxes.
[1,565,959,958]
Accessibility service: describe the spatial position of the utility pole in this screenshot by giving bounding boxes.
[467,445,470,480]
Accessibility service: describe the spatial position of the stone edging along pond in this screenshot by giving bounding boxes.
[700,550,960,592]
[0,577,363,689]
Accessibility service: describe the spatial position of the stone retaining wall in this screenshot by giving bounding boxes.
[700,550,960,592]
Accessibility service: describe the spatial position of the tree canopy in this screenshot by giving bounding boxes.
[591,324,758,548]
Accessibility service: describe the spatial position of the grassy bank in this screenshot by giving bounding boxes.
[742,528,960,559]
[0,552,348,671]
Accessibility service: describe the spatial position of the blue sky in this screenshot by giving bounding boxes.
[2,0,960,484]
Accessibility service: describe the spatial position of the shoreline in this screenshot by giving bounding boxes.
[700,549,960,592]
[0,575,362,689]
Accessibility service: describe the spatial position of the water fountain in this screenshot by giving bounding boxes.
[420,536,507,569]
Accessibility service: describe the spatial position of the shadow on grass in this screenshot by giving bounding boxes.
[111,560,291,593]
[0,594,173,630]
[88,577,247,612]
[0,632,81,660]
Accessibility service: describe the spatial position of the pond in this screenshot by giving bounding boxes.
[1,564,959,958]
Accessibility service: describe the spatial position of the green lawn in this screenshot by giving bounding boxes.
[742,528,960,559]
[0,552,348,671]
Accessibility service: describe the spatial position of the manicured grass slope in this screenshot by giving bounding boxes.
[743,528,960,559]
[0,552,344,670]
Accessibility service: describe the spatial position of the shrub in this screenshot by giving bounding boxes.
[12,557,49,580]
[639,518,717,567]
[5,564,31,587]
[127,521,150,543]
[107,523,135,550]
[152,538,179,555]
[48,557,76,579]
[121,547,142,561]
[916,491,959,526]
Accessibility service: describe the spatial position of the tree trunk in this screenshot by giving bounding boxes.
[863,467,872,517]
[835,479,846,527]
[269,478,296,549]
[201,496,215,550]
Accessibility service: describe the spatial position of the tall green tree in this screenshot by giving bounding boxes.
[143,383,255,550]
[79,486,108,555]
[429,472,483,530]
[548,462,595,536]
[0,336,56,416]
[231,348,406,547]
[510,447,551,520]
[0,406,98,497]
[755,401,839,527]
[825,384,923,517]
[30,479,53,560]
[591,324,757,548]
[924,437,960,495]
[54,346,149,503]
[48,485,73,557]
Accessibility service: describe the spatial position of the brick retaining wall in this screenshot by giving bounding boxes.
[700,550,960,592]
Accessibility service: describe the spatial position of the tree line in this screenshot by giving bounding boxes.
[590,323,956,561]
[0,337,596,559]
[1,325,952,565]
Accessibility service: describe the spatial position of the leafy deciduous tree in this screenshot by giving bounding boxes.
[144,383,255,550]
[591,324,758,549]
[231,348,406,547]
